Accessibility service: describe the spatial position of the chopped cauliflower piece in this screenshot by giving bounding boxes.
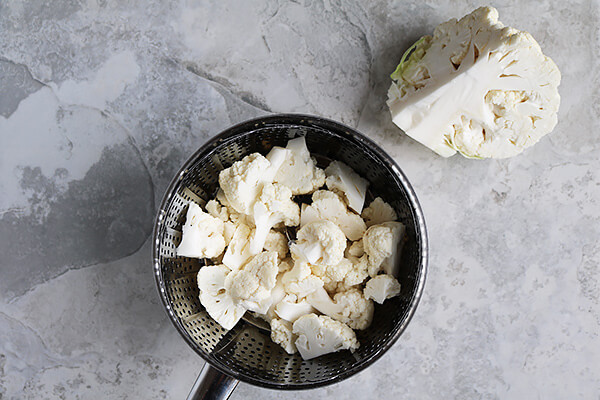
[222,223,255,270]
[274,294,316,323]
[282,261,324,299]
[307,287,374,330]
[264,146,291,182]
[361,197,398,227]
[291,220,346,266]
[363,221,406,277]
[310,258,353,287]
[249,183,300,254]
[278,258,294,273]
[264,230,289,259]
[347,239,365,257]
[344,255,370,286]
[293,314,359,360]
[325,161,369,213]
[225,251,279,314]
[219,153,272,215]
[387,6,561,159]
[177,202,226,259]
[364,275,402,304]
[197,265,246,330]
[205,199,230,222]
[272,137,326,195]
[270,318,297,354]
[300,190,366,240]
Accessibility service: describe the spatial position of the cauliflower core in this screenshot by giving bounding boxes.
[178,138,406,360]
[387,6,561,159]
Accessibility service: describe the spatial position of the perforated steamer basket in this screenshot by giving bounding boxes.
[153,114,428,399]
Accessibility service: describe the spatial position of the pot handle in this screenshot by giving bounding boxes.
[187,363,239,400]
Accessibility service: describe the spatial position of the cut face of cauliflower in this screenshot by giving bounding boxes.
[362,221,406,277]
[225,251,279,314]
[364,274,402,304]
[307,287,374,330]
[197,265,246,330]
[301,190,366,241]
[292,314,359,360]
[270,318,297,354]
[177,202,226,259]
[361,197,398,227]
[274,294,316,323]
[222,223,255,270]
[272,137,326,195]
[325,161,369,214]
[249,183,300,254]
[291,220,346,266]
[387,6,561,159]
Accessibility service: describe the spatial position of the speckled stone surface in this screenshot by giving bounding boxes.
[1,0,599,398]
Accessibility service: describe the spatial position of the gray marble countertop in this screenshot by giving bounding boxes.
[1,1,599,398]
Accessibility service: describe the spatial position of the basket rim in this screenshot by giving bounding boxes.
[152,113,428,390]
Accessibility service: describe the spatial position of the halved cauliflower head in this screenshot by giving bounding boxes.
[177,202,226,259]
[291,220,347,266]
[292,314,359,360]
[387,6,561,159]
[197,265,246,330]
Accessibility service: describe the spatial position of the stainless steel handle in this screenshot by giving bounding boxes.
[187,363,239,400]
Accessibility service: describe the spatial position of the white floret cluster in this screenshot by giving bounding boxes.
[177,137,405,360]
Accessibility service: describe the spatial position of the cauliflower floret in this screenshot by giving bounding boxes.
[364,274,402,304]
[274,294,316,323]
[205,199,230,222]
[270,318,297,354]
[344,255,370,286]
[363,222,406,277]
[346,239,365,257]
[272,137,326,195]
[310,258,353,287]
[361,197,398,227]
[293,314,359,360]
[278,258,294,273]
[177,202,226,259]
[281,261,324,299]
[264,230,289,259]
[387,6,561,159]
[197,265,246,330]
[325,161,369,213]
[291,220,346,266]
[307,287,374,330]
[219,153,272,215]
[222,223,255,270]
[249,183,300,254]
[300,190,366,241]
[225,251,279,314]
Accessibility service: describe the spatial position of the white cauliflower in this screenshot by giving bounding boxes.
[307,287,374,330]
[291,220,346,266]
[343,255,370,286]
[177,202,226,259]
[362,221,406,277]
[274,294,316,323]
[325,161,369,213]
[300,190,366,241]
[387,6,561,159]
[310,258,353,288]
[281,261,324,299]
[293,314,359,360]
[249,183,299,254]
[264,230,289,259]
[364,274,402,304]
[346,239,365,257]
[197,265,246,330]
[270,318,297,354]
[272,137,326,195]
[205,199,230,222]
[361,197,398,227]
[222,223,255,270]
[219,153,272,215]
[225,251,279,314]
